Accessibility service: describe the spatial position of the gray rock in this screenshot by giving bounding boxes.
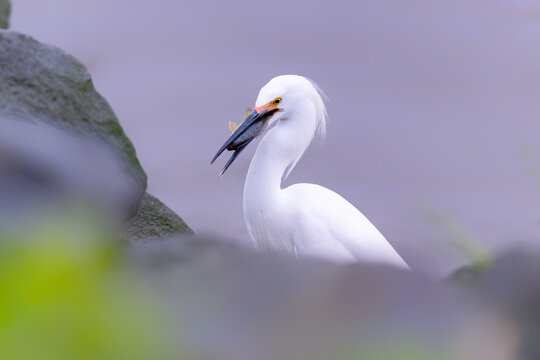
[125,193,193,241]
[0,0,9,29]
[0,30,192,236]
[0,31,147,216]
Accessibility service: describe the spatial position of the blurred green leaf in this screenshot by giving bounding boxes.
[420,205,493,267]
[0,208,179,360]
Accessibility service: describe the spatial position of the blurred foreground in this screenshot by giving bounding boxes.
[1,205,539,360]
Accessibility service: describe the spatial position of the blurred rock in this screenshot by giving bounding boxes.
[125,193,192,241]
[0,0,9,29]
[0,116,145,220]
[127,238,540,360]
[465,250,540,360]
[130,237,528,360]
[0,31,147,216]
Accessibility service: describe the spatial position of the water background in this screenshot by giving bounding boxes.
[10,0,540,275]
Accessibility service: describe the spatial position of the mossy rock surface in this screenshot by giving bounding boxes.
[0,30,147,216]
[0,0,9,29]
[125,193,193,241]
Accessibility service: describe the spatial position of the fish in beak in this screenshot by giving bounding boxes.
[211,105,280,176]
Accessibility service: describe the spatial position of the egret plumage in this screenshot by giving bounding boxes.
[212,75,409,269]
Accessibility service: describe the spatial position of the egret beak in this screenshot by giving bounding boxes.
[211,107,279,176]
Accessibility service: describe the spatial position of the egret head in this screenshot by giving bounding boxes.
[255,75,327,136]
[212,75,327,176]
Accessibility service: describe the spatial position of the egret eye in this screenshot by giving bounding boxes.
[272,97,282,106]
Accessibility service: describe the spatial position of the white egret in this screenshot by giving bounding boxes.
[212,75,409,269]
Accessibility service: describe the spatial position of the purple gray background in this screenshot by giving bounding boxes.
[10,0,540,275]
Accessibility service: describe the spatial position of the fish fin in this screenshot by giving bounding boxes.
[229,121,238,133]
[243,108,252,121]
[229,108,252,133]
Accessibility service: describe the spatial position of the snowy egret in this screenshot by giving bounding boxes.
[212,75,409,269]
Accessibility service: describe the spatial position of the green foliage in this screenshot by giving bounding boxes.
[0,211,178,360]
[421,205,493,267]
